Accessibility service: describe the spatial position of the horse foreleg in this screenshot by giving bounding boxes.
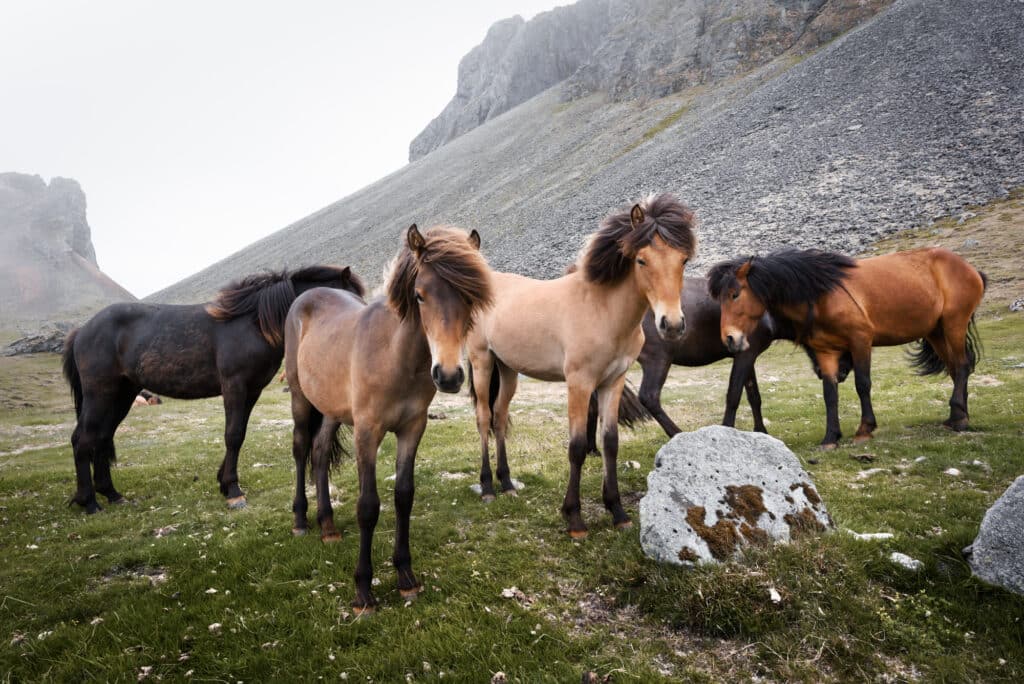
[851,344,877,443]
[393,416,427,599]
[219,387,257,508]
[352,423,383,614]
[493,361,519,495]
[638,353,680,437]
[289,394,314,535]
[313,419,343,542]
[585,393,600,456]
[743,364,767,434]
[598,374,631,530]
[562,380,595,539]
[817,353,843,450]
[470,353,497,502]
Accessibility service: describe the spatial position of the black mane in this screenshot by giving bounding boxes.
[207,265,364,347]
[708,249,856,309]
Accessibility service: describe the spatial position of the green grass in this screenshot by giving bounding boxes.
[1,311,1022,682]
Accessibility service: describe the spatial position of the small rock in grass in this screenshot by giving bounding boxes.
[137,666,153,681]
[914,456,927,463]
[847,530,894,541]
[944,468,962,477]
[890,552,924,571]
[90,617,104,626]
[491,673,507,684]
[769,587,782,604]
[856,468,886,480]
[208,623,222,635]
[623,460,642,470]
[851,454,875,463]
[205,588,218,594]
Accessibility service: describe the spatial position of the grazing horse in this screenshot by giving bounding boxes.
[467,193,697,538]
[62,266,364,513]
[708,247,986,449]
[285,225,492,614]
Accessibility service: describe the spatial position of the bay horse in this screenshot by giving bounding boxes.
[285,225,492,614]
[585,276,854,444]
[62,266,364,513]
[467,193,697,538]
[708,247,986,449]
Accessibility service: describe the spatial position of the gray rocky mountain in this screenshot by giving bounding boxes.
[151,0,1024,306]
[410,0,893,160]
[0,172,135,324]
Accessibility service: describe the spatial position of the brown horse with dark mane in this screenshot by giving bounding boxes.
[62,266,364,513]
[468,193,697,538]
[708,247,986,448]
[285,225,492,614]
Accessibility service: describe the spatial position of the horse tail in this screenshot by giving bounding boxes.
[617,381,652,428]
[965,315,983,375]
[62,328,83,418]
[467,362,504,435]
[307,407,348,474]
[907,339,945,376]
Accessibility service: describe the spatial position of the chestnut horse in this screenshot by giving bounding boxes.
[467,193,697,538]
[708,247,986,448]
[285,225,492,614]
[62,266,364,513]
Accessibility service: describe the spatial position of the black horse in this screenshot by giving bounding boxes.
[587,276,850,444]
[62,266,364,513]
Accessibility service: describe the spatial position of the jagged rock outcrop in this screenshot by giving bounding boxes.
[410,0,893,160]
[965,476,1024,596]
[640,426,832,565]
[0,172,135,323]
[152,0,1024,306]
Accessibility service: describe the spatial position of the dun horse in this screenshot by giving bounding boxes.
[62,266,364,513]
[468,194,697,538]
[285,225,492,614]
[709,247,986,448]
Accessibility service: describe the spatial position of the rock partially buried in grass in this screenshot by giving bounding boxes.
[640,425,832,565]
[965,475,1024,596]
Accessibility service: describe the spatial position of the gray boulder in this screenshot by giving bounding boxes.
[640,425,832,565]
[965,476,1024,595]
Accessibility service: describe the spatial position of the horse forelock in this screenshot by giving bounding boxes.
[386,226,493,322]
[582,193,697,284]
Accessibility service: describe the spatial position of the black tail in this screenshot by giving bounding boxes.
[62,329,83,418]
[908,317,983,376]
[308,407,348,473]
[467,361,505,435]
[617,382,652,428]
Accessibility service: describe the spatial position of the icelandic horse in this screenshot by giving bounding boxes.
[62,266,364,513]
[467,194,697,538]
[284,225,492,614]
[708,247,986,449]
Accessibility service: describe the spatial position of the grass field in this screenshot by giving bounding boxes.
[2,198,1023,682]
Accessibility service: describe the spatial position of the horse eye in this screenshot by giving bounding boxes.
[415,292,425,303]
[731,290,740,301]
[637,258,647,266]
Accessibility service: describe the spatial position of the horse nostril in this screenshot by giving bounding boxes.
[659,316,668,331]
[726,334,736,348]
[431,365,441,384]
[454,366,465,387]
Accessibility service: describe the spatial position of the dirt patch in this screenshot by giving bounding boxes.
[783,508,826,538]
[677,546,700,563]
[686,506,740,560]
[723,485,767,525]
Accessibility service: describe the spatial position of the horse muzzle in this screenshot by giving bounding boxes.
[431,364,465,394]
[724,332,749,353]
[657,313,686,341]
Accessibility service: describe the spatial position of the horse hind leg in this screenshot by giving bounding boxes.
[312,418,343,542]
[289,390,317,535]
[469,353,498,502]
[597,374,631,530]
[70,385,134,513]
[932,321,974,432]
[492,361,519,495]
[92,384,139,504]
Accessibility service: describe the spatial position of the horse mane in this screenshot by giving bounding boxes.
[580,193,698,285]
[206,265,364,347]
[385,226,493,324]
[707,249,856,309]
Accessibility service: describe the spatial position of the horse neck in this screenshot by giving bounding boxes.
[390,311,432,369]
[594,269,651,337]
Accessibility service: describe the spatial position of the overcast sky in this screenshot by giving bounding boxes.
[0,1,568,297]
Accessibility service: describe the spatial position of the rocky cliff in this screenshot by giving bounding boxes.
[0,173,135,324]
[410,0,893,160]
[152,0,1024,307]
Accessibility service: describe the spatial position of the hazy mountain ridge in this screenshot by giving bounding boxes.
[0,172,135,325]
[150,0,1024,306]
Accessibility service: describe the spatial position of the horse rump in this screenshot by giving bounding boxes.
[908,316,983,376]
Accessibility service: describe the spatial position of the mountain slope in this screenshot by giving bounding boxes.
[151,0,1024,305]
[0,173,135,324]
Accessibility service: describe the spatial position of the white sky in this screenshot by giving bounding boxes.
[0,1,568,297]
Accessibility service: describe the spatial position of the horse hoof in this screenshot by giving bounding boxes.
[943,419,969,432]
[321,532,342,544]
[852,434,873,444]
[292,527,308,537]
[615,520,633,531]
[568,529,588,540]
[85,503,103,515]
[226,496,247,509]
[818,443,838,452]
[351,604,376,617]
[399,584,424,599]
[481,494,496,504]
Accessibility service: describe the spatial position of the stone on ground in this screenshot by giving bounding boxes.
[966,475,1024,595]
[640,426,832,565]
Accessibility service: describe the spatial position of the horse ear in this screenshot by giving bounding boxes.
[407,224,425,254]
[339,266,351,280]
[468,229,481,250]
[630,204,645,230]
[736,258,753,280]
